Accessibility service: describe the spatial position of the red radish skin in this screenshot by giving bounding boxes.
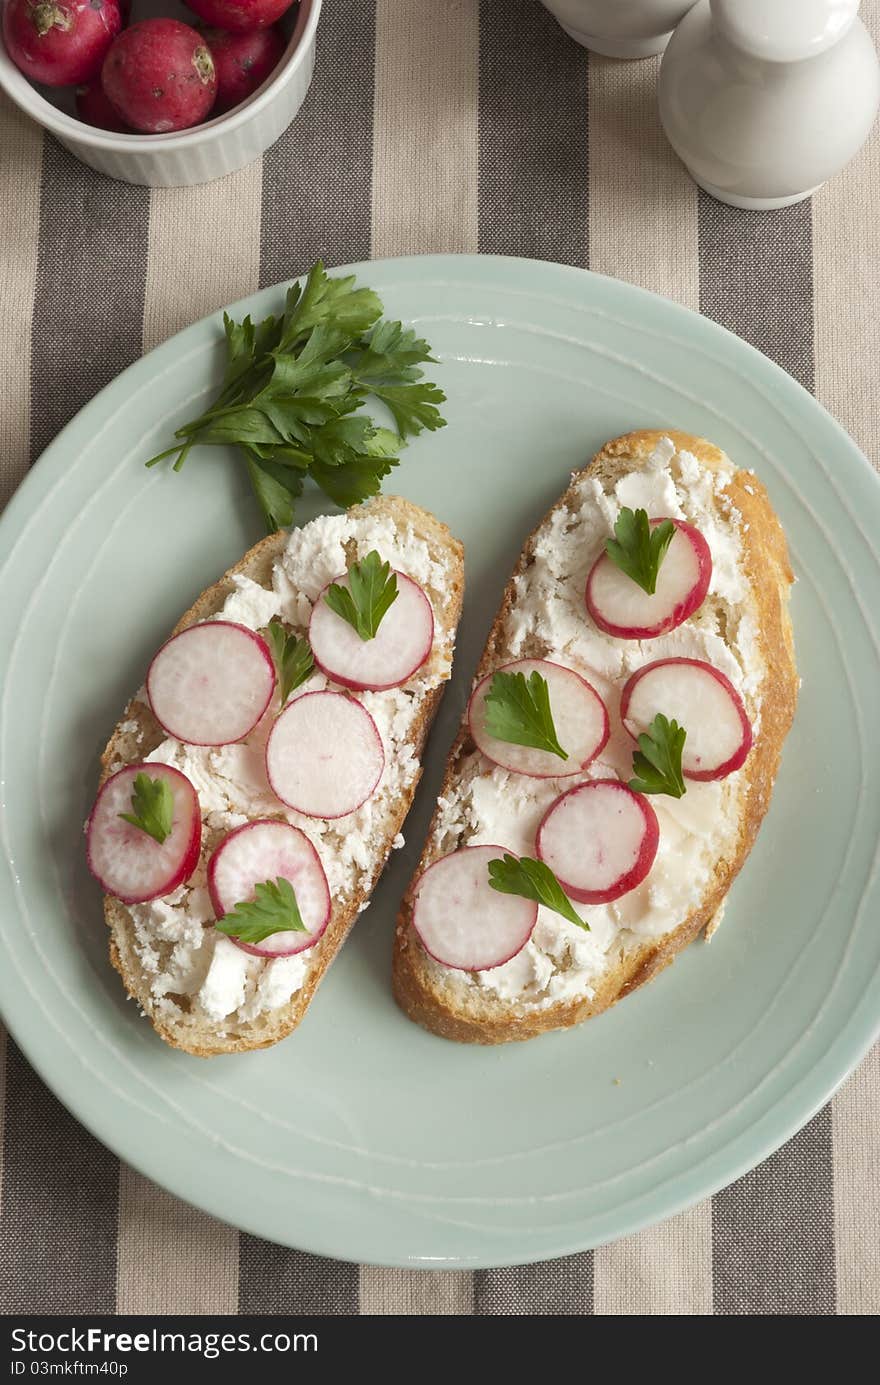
[185,0,296,34]
[3,0,121,87]
[87,763,201,905]
[468,658,609,779]
[621,657,753,781]
[208,820,330,958]
[76,77,129,131]
[102,19,217,134]
[586,518,712,640]
[309,570,434,693]
[412,845,538,972]
[536,780,659,905]
[200,24,285,113]
[147,620,275,748]
[265,691,384,820]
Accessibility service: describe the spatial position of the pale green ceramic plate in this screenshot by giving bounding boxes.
[1,256,879,1268]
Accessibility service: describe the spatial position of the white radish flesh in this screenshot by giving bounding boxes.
[621,657,753,780]
[586,519,712,639]
[147,620,276,746]
[265,690,384,819]
[87,763,201,905]
[411,845,538,972]
[309,569,434,691]
[536,779,659,904]
[208,819,330,958]
[468,658,609,778]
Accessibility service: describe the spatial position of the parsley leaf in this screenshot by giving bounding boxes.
[221,313,258,392]
[263,620,314,705]
[214,877,307,945]
[145,262,447,532]
[310,429,400,509]
[324,550,398,641]
[605,508,676,595]
[483,670,567,761]
[279,265,383,352]
[118,773,174,845]
[488,854,587,930]
[628,713,687,798]
[244,455,299,532]
[348,320,446,440]
[348,319,438,383]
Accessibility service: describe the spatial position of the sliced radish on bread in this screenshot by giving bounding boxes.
[87,763,201,904]
[468,658,609,778]
[586,518,711,639]
[411,845,538,971]
[147,620,275,746]
[621,657,753,780]
[265,690,384,819]
[208,820,331,958]
[309,569,434,691]
[536,779,659,904]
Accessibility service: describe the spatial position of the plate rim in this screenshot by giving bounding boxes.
[2,252,879,1269]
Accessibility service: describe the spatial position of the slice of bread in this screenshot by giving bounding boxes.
[101,496,464,1056]
[392,430,797,1044]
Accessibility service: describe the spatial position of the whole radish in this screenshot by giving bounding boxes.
[201,25,286,113]
[102,19,218,134]
[2,0,121,87]
[185,0,297,34]
[76,77,129,131]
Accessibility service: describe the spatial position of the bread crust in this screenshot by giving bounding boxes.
[101,497,464,1056]
[392,430,797,1043]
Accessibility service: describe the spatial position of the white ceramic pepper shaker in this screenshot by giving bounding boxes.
[540,0,698,58]
[659,0,880,209]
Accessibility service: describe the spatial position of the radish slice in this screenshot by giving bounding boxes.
[87,763,201,905]
[411,845,538,972]
[308,569,434,691]
[586,518,712,639]
[208,820,330,958]
[147,620,275,746]
[621,657,753,781]
[468,658,609,779]
[265,690,384,819]
[536,780,659,904]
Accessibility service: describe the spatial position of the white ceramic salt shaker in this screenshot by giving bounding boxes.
[659,0,880,209]
[540,0,697,59]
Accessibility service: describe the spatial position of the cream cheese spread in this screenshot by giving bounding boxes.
[423,436,764,1009]
[126,510,454,1033]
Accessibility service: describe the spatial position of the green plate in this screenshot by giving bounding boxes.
[1,256,879,1269]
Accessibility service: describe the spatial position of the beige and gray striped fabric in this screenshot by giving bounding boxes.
[1,0,879,1317]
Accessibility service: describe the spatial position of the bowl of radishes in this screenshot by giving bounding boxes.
[0,0,320,185]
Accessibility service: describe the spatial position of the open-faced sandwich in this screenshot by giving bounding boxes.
[393,430,797,1043]
[87,496,464,1055]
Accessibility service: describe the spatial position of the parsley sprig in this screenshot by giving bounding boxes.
[629,713,687,798]
[214,877,307,945]
[488,854,587,930]
[145,262,447,532]
[118,773,174,845]
[606,508,676,595]
[484,670,567,761]
[263,620,314,704]
[324,550,398,641]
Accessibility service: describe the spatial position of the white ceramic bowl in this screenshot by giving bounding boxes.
[0,0,321,186]
[540,0,697,57]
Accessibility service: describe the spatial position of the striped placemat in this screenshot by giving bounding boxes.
[1,0,878,1317]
